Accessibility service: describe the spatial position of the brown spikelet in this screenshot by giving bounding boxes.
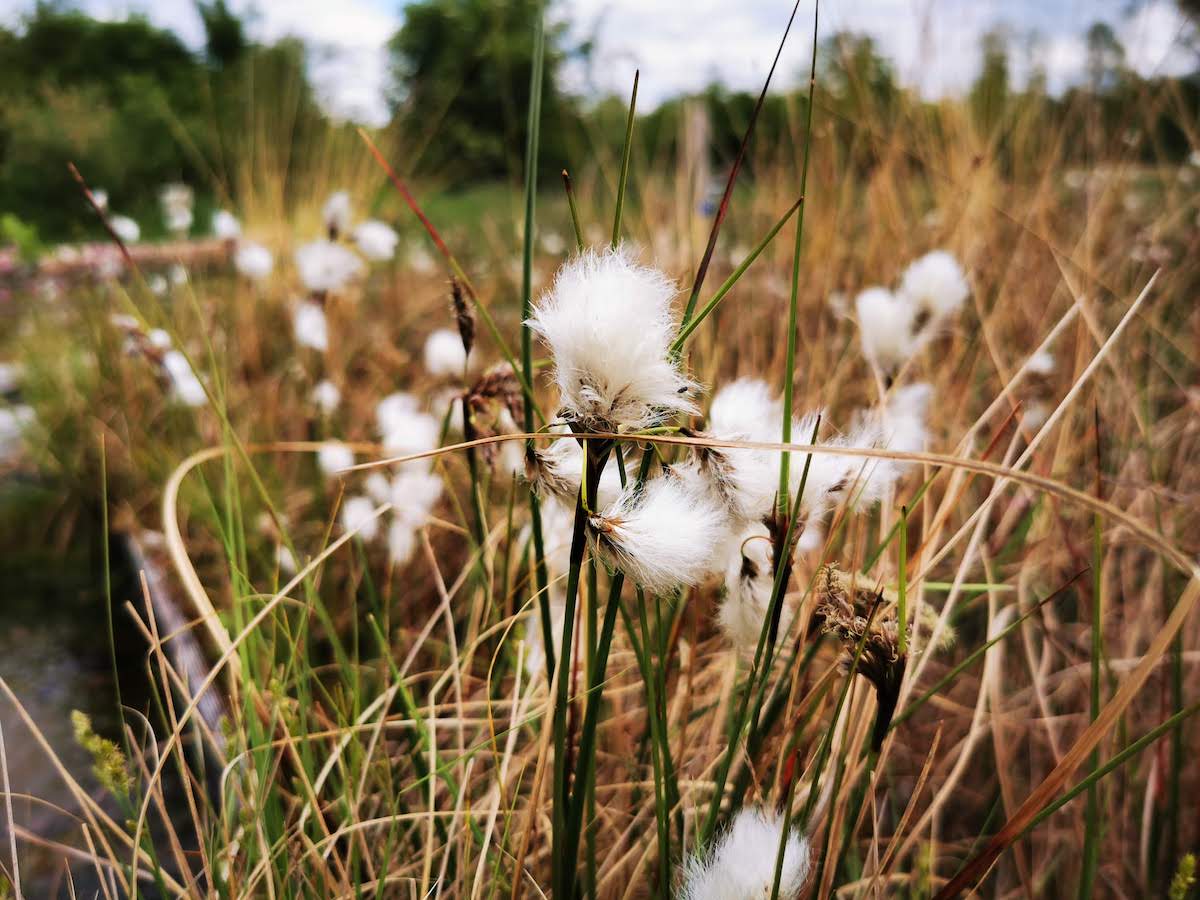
[450,278,475,359]
[817,564,908,751]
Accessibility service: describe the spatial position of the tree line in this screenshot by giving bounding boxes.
[1,1,1197,243]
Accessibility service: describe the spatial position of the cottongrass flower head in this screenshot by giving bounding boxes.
[854,286,917,376]
[528,246,698,431]
[212,210,242,240]
[354,220,399,261]
[702,378,786,524]
[160,183,194,235]
[424,328,470,377]
[679,806,811,900]
[340,495,381,542]
[293,299,329,352]
[872,382,932,459]
[375,392,439,462]
[1027,350,1055,375]
[719,523,795,655]
[386,467,444,565]
[162,350,206,407]
[310,379,341,415]
[295,240,365,294]
[322,190,353,237]
[234,241,273,281]
[898,249,969,325]
[109,214,140,245]
[587,467,728,594]
[317,441,355,476]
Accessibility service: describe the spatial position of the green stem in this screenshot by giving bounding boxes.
[777,1,819,513]
[671,198,802,353]
[551,440,610,899]
[611,71,639,248]
[562,169,585,252]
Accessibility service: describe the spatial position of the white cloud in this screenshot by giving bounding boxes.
[1119,0,1197,78]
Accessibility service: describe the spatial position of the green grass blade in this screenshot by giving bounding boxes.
[611,70,639,248]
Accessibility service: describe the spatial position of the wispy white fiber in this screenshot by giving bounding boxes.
[718,524,794,655]
[898,249,970,322]
[423,328,469,377]
[340,495,380,542]
[295,240,364,294]
[854,286,918,374]
[293,300,329,352]
[354,220,399,261]
[317,441,355,476]
[234,241,273,281]
[110,215,141,244]
[588,468,728,594]
[679,806,811,900]
[322,190,353,236]
[528,247,697,430]
[162,350,206,407]
[310,379,341,415]
[212,210,242,240]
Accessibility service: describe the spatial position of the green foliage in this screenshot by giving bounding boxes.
[0,5,323,242]
[71,709,133,800]
[387,0,578,180]
[1170,854,1197,900]
[0,212,41,262]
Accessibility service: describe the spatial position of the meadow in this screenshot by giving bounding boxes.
[0,11,1199,899]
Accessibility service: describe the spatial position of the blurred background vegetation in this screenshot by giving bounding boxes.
[0,0,1197,246]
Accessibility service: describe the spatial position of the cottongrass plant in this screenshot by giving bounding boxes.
[3,17,1200,899]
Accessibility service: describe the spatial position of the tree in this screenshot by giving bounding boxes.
[969,28,1011,136]
[386,0,577,181]
[1085,22,1125,92]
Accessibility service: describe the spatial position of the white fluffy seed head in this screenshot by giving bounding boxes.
[293,300,329,352]
[212,210,242,240]
[162,350,206,407]
[340,495,380,542]
[322,190,353,236]
[376,392,421,434]
[310,379,341,415]
[855,286,917,374]
[294,240,364,293]
[235,241,273,280]
[110,215,140,244]
[317,441,354,476]
[589,468,729,594]
[528,247,698,430]
[423,328,469,377]
[877,383,932,455]
[705,379,784,523]
[389,468,444,528]
[1027,350,1055,375]
[718,524,795,655]
[354,219,399,261]
[898,250,969,322]
[678,806,811,900]
[388,520,418,566]
[376,400,439,465]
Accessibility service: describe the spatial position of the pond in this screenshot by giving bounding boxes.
[0,472,167,897]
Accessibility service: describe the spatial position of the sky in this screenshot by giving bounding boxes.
[1,0,1196,126]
